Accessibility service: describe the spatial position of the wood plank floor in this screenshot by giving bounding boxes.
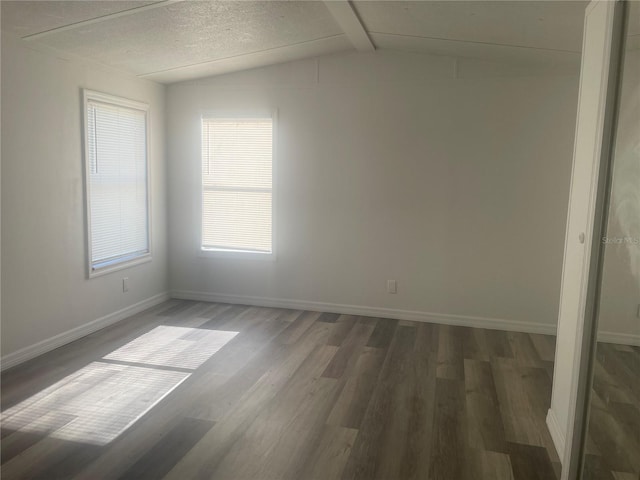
[1,300,562,480]
[582,342,640,480]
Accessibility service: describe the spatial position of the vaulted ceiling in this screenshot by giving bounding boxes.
[0,0,600,84]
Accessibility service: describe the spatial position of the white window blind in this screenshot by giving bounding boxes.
[201,117,273,253]
[84,91,150,274]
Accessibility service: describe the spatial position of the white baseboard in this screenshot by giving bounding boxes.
[597,330,640,346]
[0,292,170,372]
[170,290,558,335]
[546,408,565,461]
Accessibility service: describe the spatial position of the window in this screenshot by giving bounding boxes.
[83,90,150,276]
[201,115,273,254]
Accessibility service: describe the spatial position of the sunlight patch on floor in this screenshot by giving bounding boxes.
[1,327,239,445]
[1,362,189,445]
[104,326,239,369]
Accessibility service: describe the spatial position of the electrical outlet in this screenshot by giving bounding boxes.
[123,277,129,293]
[387,279,397,294]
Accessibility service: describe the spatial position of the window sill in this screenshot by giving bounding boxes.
[89,254,152,278]
[198,248,275,261]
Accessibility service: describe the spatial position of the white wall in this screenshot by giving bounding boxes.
[598,49,640,343]
[1,34,168,362]
[167,50,579,330]
[1,14,3,356]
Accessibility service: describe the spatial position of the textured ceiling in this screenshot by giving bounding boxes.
[352,1,586,52]
[1,0,591,84]
[1,1,160,37]
[37,1,343,75]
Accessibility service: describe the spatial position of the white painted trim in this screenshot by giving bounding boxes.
[323,0,375,52]
[0,292,170,371]
[547,408,566,460]
[197,111,277,260]
[170,290,557,335]
[555,3,619,477]
[597,330,640,346]
[82,89,152,279]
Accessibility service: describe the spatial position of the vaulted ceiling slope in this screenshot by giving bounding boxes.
[0,0,598,84]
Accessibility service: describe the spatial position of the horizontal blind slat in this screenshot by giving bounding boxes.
[87,97,149,267]
[201,117,272,253]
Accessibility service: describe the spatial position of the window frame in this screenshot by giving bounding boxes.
[198,109,277,260]
[82,89,152,278]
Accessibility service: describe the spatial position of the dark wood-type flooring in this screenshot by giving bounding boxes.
[582,342,640,480]
[2,300,564,479]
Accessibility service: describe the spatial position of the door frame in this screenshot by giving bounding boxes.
[563,1,629,478]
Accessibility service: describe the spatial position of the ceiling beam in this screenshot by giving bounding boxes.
[323,1,375,52]
[23,0,185,41]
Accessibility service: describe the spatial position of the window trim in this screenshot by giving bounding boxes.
[82,89,152,278]
[198,109,277,260]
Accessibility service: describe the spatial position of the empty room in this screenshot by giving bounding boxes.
[1,1,638,479]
